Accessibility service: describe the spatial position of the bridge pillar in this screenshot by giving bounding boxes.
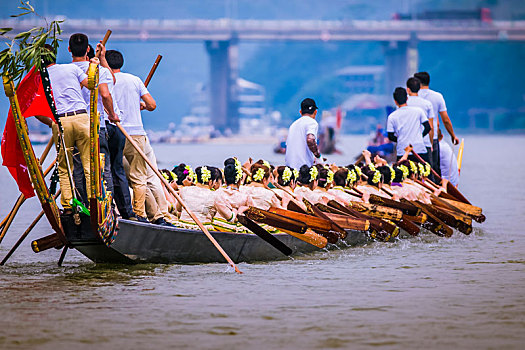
[383,35,418,98]
[205,39,239,133]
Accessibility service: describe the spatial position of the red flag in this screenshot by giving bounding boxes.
[336,106,343,130]
[1,67,55,198]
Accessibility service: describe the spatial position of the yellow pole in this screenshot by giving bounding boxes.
[457,138,465,175]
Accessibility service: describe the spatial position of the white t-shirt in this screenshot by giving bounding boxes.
[439,140,459,186]
[73,61,116,125]
[386,106,428,156]
[285,115,319,169]
[112,72,149,136]
[418,88,447,140]
[47,63,88,114]
[407,95,434,148]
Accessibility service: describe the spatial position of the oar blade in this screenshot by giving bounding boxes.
[237,215,293,256]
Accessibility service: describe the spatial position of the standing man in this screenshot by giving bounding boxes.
[106,50,170,226]
[69,34,119,205]
[387,87,432,162]
[414,71,459,176]
[45,46,97,213]
[406,77,436,179]
[285,98,322,169]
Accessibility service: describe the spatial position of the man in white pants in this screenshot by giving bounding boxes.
[107,50,171,226]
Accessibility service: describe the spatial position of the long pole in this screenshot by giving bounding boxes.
[131,54,240,273]
[116,123,242,274]
[409,147,471,204]
[0,190,61,265]
[144,55,162,87]
[0,140,56,243]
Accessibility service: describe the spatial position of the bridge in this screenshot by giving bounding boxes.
[3,18,525,131]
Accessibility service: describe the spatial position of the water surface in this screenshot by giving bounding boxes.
[1,135,524,349]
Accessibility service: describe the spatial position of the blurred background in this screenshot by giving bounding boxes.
[1,0,525,145]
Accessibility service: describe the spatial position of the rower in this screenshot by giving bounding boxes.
[106,50,166,224]
[414,71,460,177]
[44,44,97,214]
[285,98,322,169]
[386,87,432,163]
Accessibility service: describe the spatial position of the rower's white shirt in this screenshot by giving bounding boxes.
[73,61,116,125]
[285,115,318,169]
[439,140,459,186]
[112,72,149,136]
[407,95,434,148]
[386,105,428,156]
[418,88,447,140]
[47,63,88,114]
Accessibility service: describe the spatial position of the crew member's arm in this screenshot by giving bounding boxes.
[386,115,397,142]
[79,57,100,88]
[387,132,397,142]
[419,108,431,136]
[427,104,434,150]
[437,94,459,145]
[440,111,459,145]
[99,83,120,122]
[35,115,53,128]
[422,121,431,136]
[96,42,116,84]
[140,94,156,111]
[306,133,320,158]
[362,149,372,165]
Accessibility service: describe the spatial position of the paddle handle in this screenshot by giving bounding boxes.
[95,30,112,58]
[116,123,241,274]
[457,138,464,175]
[409,146,442,181]
[144,55,162,88]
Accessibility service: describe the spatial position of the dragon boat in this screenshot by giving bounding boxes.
[1,29,485,269]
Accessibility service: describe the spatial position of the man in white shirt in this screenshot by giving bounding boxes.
[414,71,459,177]
[106,50,171,226]
[406,77,436,180]
[45,47,97,213]
[285,98,322,169]
[387,87,432,163]
[69,35,120,208]
[438,131,459,187]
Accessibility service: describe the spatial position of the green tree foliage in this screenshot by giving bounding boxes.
[0,1,62,86]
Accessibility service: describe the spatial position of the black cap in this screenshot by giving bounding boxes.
[301,98,318,114]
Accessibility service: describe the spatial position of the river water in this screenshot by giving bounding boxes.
[0,135,524,350]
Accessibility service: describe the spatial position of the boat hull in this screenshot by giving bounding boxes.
[64,216,370,264]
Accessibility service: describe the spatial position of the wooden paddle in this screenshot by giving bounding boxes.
[144,55,162,87]
[325,200,399,241]
[245,207,327,248]
[95,30,112,58]
[117,123,242,273]
[409,147,471,204]
[237,214,293,256]
[271,182,342,243]
[457,138,464,177]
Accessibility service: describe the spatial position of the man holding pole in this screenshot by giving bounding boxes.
[106,50,170,226]
[69,34,120,206]
[414,71,459,176]
[45,44,98,213]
